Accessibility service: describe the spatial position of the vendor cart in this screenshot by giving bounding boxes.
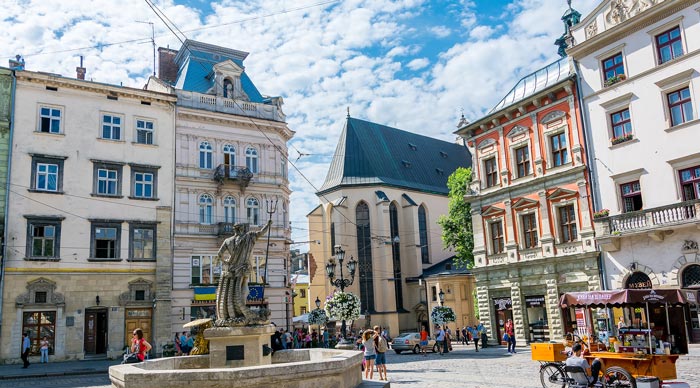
[533,289,690,388]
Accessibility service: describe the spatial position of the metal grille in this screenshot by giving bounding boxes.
[682,264,700,288]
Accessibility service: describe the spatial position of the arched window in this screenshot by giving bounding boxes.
[625,271,652,289]
[246,197,260,225]
[223,144,235,167]
[418,205,430,264]
[223,196,236,223]
[199,141,213,169]
[682,264,700,288]
[245,146,258,173]
[199,194,213,224]
[389,202,403,311]
[356,202,374,312]
[223,79,233,98]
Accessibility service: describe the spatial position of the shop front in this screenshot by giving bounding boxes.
[493,297,512,345]
[524,295,548,342]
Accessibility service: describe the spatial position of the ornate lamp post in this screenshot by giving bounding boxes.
[315,296,321,309]
[325,245,357,342]
[438,289,445,306]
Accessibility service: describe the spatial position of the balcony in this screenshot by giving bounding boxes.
[176,90,286,122]
[214,164,253,189]
[594,199,700,251]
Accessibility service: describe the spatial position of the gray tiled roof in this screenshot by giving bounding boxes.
[317,117,472,196]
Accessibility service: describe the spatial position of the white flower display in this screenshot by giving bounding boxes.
[430,305,456,325]
[307,308,329,326]
[324,291,361,321]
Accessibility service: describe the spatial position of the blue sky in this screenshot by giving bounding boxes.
[1,0,599,246]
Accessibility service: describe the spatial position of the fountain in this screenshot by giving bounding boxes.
[109,221,371,388]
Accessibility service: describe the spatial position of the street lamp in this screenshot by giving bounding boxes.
[326,245,357,342]
[438,289,445,306]
[315,296,321,309]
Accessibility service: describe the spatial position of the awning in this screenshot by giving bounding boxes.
[560,289,688,308]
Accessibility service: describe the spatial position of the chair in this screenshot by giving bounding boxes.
[564,365,594,388]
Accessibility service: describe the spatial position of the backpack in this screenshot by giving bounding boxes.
[376,335,388,353]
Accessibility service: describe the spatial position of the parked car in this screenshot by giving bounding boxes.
[391,332,439,354]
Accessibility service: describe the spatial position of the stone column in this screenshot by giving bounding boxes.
[154,206,173,357]
[538,190,555,258]
[545,277,564,339]
[504,200,518,263]
[510,281,525,343]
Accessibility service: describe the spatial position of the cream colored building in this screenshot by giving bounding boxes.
[422,257,477,337]
[569,0,700,343]
[147,40,294,333]
[1,68,176,362]
[307,116,472,337]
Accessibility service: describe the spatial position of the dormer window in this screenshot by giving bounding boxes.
[408,143,417,151]
[401,160,412,168]
[439,151,448,158]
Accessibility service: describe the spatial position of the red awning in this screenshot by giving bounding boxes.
[560,289,688,308]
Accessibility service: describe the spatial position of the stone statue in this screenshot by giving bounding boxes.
[214,220,272,326]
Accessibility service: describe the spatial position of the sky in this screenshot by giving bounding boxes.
[0,0,599,248]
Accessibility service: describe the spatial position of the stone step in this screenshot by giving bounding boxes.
[358,379,390,388]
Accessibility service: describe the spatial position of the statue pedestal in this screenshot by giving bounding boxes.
[204,324,275,368]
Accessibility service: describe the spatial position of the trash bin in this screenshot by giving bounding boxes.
[636,376,660,388]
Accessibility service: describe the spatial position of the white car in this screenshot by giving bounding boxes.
[391,332,439,354]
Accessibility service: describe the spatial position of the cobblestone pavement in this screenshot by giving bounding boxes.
[0,374,111,388]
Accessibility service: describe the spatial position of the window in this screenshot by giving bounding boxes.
[300,289,306,298]
[30,155,65,193]
[38,106,61,133]
[550,132,569,167]
[515,146,530,178]
[682,264,700,288]
[223,144,235,167]
[389,202,403,311]
[656,27,683,64]
[602,53,625,80]
[246,147,259,173]
[223,196,236,223]
[620,181,643,212]
[558,205,577,243]
[679,166,700,201]
[356,201,375,312]
[136,119,154,145]
[484,157,498,188]
[300,306,307,314]
[199,194,213,224]
[130,224,156,260]
[667,87,693,126]
[521,213,538,249]
[23,312,56,356]
[246,197,259,225]
[135,290,145,301]
[101,114,122,140]
[199,141,213,169]
[91,222,121,260]
[190,255,220,285]
[92,161,123,197]
[490,221,504,254]
[130,165,158,199]
[35,292,47,303]
[252,255,266,283]
[25,217,62,259]
[418,205,430,264]
[611,109,633,139]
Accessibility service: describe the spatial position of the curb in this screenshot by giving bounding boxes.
[0,368,109,380]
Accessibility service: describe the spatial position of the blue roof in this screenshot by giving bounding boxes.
[318,117,472,195]
[173,40,265,103]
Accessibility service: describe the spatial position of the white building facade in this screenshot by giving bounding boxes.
[569,0,700,343]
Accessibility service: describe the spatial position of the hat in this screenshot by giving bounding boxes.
[572,343,582,352]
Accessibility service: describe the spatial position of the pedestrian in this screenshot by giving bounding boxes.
[504,318,516,354]
[185,332,194,354]
[461,326,468,345]
[180,331,189,355]
[21,332,31,368]
[468,324,480,352]
[174,332,182,356]
[131,328,152,362]
[445,326,452,352]
[40,336,50,363]
[419,325,429,357]
[322,328,330,348]
[361,330,376,380]
[435,325,446,355]
[477,322,487,348]
[373,326,388,381]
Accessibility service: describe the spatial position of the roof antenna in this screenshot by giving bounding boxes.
[347,107,350,118]
[136,21,156,76]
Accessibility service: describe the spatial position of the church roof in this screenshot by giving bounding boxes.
[173,39,265,103]
[317,117,471,196]
[489,57,572,114]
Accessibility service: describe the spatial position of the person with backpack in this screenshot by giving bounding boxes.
[373,326,388,381]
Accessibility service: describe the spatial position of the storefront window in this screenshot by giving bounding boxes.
[493,297,512,344]
[525,295,548,342]
[23,311,56,355]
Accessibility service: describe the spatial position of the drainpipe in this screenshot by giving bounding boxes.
[0,70,17,337]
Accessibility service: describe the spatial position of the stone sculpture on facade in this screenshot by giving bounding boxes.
[605,0,664,26]
[214,220,272,326]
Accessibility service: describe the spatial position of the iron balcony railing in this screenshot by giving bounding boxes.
[603,199,700,234]
[214,164,253,187]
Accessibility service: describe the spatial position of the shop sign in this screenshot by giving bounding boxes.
[626,279,652,289]
[525,295,545,307]
[684,290,697,304]
[127,309,151,318]
[575,308,586,328]
[493,297,512,310]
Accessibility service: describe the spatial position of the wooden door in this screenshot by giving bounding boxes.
[84,311,97,354]
[125,309,152,349]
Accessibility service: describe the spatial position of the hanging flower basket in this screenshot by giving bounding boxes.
[307,308,329,326]
[430,306,456,325]
[324,291,361,321]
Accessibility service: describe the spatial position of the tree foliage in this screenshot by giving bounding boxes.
[437,167,474,268]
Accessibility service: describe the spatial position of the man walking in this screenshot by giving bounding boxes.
[21,332,31,368]
[435,325,446,356]
[505,318,516,354]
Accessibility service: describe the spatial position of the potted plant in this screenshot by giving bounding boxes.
[430,305,456,325]
[593,209,610,219]
[604,73,627,87]
[611,133,634,145]
[324,291,361,321]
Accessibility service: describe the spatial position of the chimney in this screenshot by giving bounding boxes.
[158,47,178,84]
[76,56,86,80]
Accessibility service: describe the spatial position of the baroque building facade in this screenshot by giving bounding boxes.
[306,116,473,337]
[147,40,294,333]
[1,66,176,362]
[569,0,700,343]
[456,57,600,345]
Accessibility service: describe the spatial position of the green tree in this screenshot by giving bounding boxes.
[437,167,473,268]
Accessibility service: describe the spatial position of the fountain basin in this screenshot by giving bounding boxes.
[109,348,363,388]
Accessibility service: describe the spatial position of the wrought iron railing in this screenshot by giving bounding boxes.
[606,199,700,234]
[214,164,253,187]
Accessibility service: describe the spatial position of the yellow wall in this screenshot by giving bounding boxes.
[293,282,309,317]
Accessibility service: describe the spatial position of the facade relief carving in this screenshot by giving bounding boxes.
[16,277,65,307]
[682,240,698,252]
[605,0,664,27]
[585,21,598,39]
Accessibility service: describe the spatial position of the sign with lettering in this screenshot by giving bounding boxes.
[493,297,512,311]
[525,295,545,307]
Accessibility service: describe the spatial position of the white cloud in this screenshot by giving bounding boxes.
[429,26,452,38]
[406,58,430,71]
[469,25,496,40]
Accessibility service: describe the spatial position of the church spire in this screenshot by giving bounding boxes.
[555,0,582,57]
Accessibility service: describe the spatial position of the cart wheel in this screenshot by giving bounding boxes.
[604,366,636,388]
[539,363,565,388]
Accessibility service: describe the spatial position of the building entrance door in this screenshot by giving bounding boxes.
[493,297,513,345]
[125,308,152,349]
[85,308,108,355]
